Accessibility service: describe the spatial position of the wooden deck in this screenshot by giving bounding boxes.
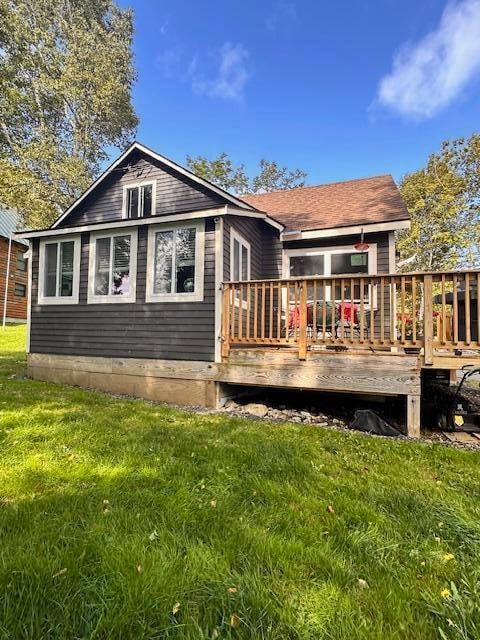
[220,271,480,437]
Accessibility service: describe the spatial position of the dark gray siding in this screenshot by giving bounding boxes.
[223,216,273,281]
[61,150,225,228]
[30,219,216,361]
[223,217,391,281]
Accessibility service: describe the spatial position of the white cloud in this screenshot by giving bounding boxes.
[192,43,250,100]
[376,0,480,120]
[266,2,297,32]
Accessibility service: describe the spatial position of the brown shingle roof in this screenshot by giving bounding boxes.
[241,175,409,232]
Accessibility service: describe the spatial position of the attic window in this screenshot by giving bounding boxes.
[123,182,155,219]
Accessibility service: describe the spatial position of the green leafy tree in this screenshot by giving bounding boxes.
[398,133,480,271]
[0,0,138,228]
[186,153,307,195]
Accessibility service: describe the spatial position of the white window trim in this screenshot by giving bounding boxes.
[230,228,251,281]
[87,228,138,304]
[122,180,156,219]
[38,235,81,305]
[283,244,377,278]
[145,220,205,303]
[283,244,378,307]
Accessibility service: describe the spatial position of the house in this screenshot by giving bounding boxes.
[16,142,480,438]
[0,206,29,322]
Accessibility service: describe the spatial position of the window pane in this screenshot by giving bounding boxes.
[289,255,324,277]
[141,184,153,217]
[59,241,74,297]
[94,237,110,295]
[127,187,139,218]
[112,236,131,295]
[175,228,196,293]
[154,231,173,294]
[15,283,26,297]
[44,243,58,296]
[241,245,248,280]
[331,252,368,275]
[233,239,240,280]
[17,252,27,271]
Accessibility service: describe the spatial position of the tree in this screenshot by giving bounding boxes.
[397,133,480,272]
[186,153,307,195]
[0,0,138,228]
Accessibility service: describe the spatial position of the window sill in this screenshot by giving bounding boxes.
[37,296,79,305]
[87,295,137,304]
[145,292,204,303]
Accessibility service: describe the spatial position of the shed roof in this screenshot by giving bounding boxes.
[0,207,28,245]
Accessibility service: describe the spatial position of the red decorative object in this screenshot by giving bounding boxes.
[354,228,369,251]
[354,241,369,251]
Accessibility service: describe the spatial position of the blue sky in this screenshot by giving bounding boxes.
[120,0,480,186]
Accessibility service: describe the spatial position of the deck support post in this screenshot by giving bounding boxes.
[423,275,433,365]
[406,394,421,438]
[221,285,230,359]
[298,280,308,360]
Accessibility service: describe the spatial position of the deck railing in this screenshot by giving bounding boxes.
[221,270,480,362]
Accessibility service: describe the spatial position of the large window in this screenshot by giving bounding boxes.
[146,221,204,302]
[38,236,81,304]
[230,229,251,281]
[88,230,138,303]
[285,244,377,304]
[123,182,155,219]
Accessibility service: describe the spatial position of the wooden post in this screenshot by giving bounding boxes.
[406,394,421,438]
[423,275,433,365]
[298,280,308,360]
[221,285,230,359]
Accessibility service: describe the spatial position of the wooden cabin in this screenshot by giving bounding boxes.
[16,142,480,437]
[0,207,29,322]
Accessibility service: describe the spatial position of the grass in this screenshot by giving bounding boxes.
[0,326,480,639]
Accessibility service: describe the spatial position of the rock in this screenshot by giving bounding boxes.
[268,409,284,419]
[300,411,311,418]
[243,403,269,418]
[224,400,238,410]
[291,416,302,423]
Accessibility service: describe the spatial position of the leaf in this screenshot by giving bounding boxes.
[230,613,240,628]
[172,602,181,615]
[357,578,369,589]
[210,500,217,508]
[148,530,159,541]
[228,586,238,594]
[327,505,335,514]
[136,564,144,574]
[52,568,67,578]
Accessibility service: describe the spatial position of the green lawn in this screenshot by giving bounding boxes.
[1,327,480,639]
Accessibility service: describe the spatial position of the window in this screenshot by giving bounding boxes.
[123,182,155,219]
[15,283,26,297]
[230,229,251,281]
[16,252,27,272]
[146,221,205,302]
[38,236,81,304]
[88,230,138,303]
[284,244,377,305]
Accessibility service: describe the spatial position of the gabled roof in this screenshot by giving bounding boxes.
[0,206,28,245]
[51,141,258,229]
[241,175,409,232]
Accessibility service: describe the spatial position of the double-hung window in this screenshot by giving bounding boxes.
[146,221,204,302]
[16,251,27,272]
[38,236,81,304]
[230,229,251,281]
[88,230,138,303]
[123,181,155,219]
